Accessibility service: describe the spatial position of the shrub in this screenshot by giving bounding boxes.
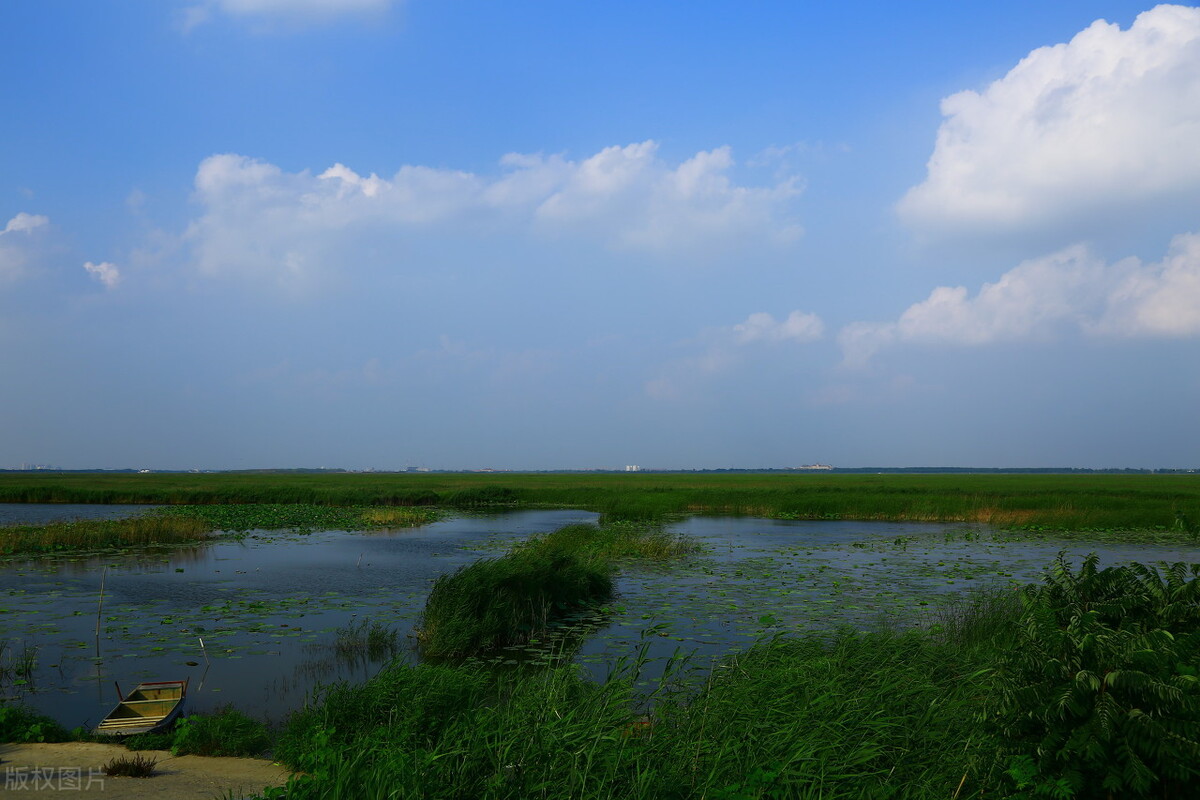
[992,553,1200,798]
[0,705,70,743]
[170,707,270,757]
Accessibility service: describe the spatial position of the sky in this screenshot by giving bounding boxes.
[2,1,1198,471]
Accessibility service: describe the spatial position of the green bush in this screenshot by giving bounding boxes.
[992,553,1200,798]
[170,707,270,757]
[0,704,70,743]
[417,541,613,658]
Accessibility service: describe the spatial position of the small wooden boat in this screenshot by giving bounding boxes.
[94,679,188,737]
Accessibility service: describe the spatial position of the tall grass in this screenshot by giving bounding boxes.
[2,472,1197,532]
[417,542,613,659]
[0,504,440,556]
[271,614,1013,799]
[0,515,210,555]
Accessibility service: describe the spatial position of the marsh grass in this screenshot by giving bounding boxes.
[333,619,399,661]
[0,503,440,557]
[2,472,1196,532]
[0,640,39,687]
[417,545,614,659]
[272,605,1016,800]
[0,516,209,555]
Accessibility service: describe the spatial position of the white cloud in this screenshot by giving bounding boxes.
[899,4,1200,237]
[184,0,393,30]
[184,145,802,288]
[0,212,49,284]
[733,310,824,344]
[83,261,121,289]
[840,231,1200,365]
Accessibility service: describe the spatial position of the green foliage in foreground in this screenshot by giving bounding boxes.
[992,555,1200,798]
[262,553,1200,799]
[271,625,1009,799]
[0,704,71,743]
[2,471,1198,532]
[417,526,617,658]
[169,708,271,757]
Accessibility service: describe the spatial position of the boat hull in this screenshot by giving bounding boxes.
[94,679,188,737]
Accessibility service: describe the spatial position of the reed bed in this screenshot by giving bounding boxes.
[0,516,210,555]
[417,537,614,659]
[2,472,1196,532]
[0,503,440,556]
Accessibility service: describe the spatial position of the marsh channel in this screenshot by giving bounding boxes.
[1,505,1196,732]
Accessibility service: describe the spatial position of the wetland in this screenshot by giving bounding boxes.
[1,472,1198,798]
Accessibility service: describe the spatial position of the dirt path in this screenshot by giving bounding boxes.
[0,742,291,799]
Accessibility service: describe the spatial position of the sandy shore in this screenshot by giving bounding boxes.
[0,742,291,799]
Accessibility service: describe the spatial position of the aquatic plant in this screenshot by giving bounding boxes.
[0,516,209,555]
[333,618,399,661]
[417,545,613,658]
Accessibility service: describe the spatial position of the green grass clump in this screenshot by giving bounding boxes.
[170,707,270,757]
[417,540,613,659]
[102,752,158,777]
[333,618,400,661]
[0,516,209,555]
[0,704,71,743]
[538,521,699,560]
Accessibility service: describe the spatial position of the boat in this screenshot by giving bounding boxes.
[94,679,188,737]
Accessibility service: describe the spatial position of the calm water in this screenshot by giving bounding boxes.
[0,504,161,526]
[0,508,1196,730]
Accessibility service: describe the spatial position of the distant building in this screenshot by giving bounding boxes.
[625,465,641,472]
[794,464,834,471]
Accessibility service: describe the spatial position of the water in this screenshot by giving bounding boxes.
[0,508,1196,730]
[0,504,161,526]
[0,508,595,729]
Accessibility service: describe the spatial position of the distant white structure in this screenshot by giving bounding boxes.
[625,465,641,472]
[794,464,834,471]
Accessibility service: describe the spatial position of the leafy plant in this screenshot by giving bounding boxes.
[0,704,70,743]
[170,707,269,757]
[992,553,1200,798]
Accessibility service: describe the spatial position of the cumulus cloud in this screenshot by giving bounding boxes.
[898,4,1200,237]
[840,232,1200,366]
[83,261,121,289]
[183,144,802,287]
[0,212,49,283]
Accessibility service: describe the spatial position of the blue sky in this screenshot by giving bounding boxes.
[2,1,1198,470]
